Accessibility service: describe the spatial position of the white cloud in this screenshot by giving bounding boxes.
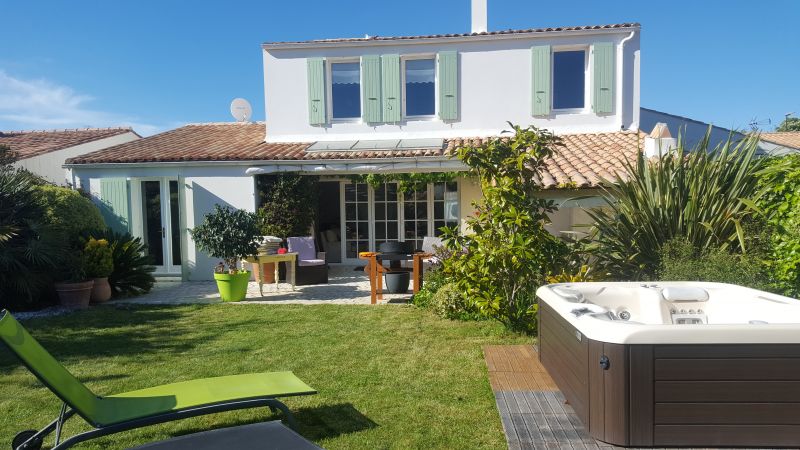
[0,70,168,136]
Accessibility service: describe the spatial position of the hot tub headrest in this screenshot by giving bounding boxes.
[661,286,709,302]
[551,286,585,303]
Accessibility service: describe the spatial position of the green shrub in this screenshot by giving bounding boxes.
[256,174,318,239]
[757,154,800,297]
[35,184,106,241]
[0,170,67,309]
[430,282,483,320]
[84,238,113,278]
[442,124,567,334]
[658,237,771,291]
[90,229,155,298]
[412,269,447,308]
[587,133,765,280]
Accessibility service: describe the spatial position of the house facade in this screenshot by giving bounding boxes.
[66,7,644,281]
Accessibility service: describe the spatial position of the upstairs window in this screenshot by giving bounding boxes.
[552,50,586,110]
[331,62,361,119]
[404,58,436,117]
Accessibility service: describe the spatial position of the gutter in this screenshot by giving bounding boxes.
[263,26,640,50]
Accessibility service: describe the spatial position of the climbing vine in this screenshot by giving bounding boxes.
[347,172,461,193]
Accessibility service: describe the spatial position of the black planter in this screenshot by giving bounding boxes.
[384,271,411,294]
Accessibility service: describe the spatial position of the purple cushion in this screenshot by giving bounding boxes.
[298,259,325,267]
[287,236,317,261]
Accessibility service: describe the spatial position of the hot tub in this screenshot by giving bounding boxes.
[536,282,800,448]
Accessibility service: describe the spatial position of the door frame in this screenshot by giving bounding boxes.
[130,177,182,275]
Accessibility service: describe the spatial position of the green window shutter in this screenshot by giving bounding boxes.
[307,58,327,125]
[437,51,458,121]
[381,54,401,123]
[362,55,382,123]
[99,178,130,234]
[592,42,614,114]
[531,45,551,116]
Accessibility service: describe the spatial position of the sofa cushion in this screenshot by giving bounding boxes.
[298,259,325,267]
[287,236,317,261]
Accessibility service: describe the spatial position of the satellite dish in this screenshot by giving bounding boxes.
[230,98,252,122]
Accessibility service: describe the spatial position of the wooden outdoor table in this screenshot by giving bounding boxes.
[244,253,297,296]
[358,251,432,304]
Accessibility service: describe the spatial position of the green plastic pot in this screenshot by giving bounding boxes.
[213,271,251,302]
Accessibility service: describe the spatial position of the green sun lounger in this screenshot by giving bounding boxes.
[0,310,317,450]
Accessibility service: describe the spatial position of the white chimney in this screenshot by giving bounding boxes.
[471,0,487,33]
[644,123,678,158]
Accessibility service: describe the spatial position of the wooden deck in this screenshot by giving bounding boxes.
[483,345,771,450]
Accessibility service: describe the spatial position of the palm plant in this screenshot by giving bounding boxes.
[586,133,766,280]
[0,170,67,309]
[88,229,156,297]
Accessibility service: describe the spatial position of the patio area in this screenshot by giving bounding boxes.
[116,265,413,306]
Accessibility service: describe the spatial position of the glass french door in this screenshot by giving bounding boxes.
[140,179,181,274]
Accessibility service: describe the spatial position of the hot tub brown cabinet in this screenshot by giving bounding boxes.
[539,302,800,448]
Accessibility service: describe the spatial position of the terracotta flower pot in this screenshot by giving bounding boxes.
[90,277,112,303]
[253,262,275,284]
[55,280,94,309]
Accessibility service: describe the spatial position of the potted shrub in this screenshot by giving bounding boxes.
[84,237,114,303]
[54,252,93,309]
[190,205,260,302]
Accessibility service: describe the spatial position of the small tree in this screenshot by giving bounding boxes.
[776,117,800,132]
[190,205,260,274]
[441,124,567,333]
[256,174,318,239]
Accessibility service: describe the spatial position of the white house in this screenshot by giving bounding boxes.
[1,127,139,185]
[67,2,646,281]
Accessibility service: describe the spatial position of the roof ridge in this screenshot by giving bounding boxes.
[185,121,265,127]
[263,23,640,46]
[0,126,134,134]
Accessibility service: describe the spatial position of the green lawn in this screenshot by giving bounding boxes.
[0,304,528,449]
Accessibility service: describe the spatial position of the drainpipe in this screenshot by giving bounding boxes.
[617,30,636,131]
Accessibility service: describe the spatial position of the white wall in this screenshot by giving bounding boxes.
[78,165,256,281]
[15,132,139,185]
[263,28,640,142]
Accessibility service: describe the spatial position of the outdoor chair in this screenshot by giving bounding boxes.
[287,236,328,285]
[0,310,316,450]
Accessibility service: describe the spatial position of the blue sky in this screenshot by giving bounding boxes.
[0,0,797,135]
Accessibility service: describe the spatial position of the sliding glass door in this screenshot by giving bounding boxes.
[339,180,459,263]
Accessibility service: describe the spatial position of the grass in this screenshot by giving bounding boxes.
[0,303,528,449]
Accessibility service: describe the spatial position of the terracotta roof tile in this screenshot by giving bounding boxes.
[0,127,138,160]
[263,23,640,46]
[65,122,643,190]
[447,131,643,189]
[760,132,800,150]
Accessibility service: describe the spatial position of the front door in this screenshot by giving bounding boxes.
[140,179,181,275]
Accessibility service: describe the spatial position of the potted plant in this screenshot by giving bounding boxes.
[54,252,93,309]
[190,205,260,302]
[84,237,114,303]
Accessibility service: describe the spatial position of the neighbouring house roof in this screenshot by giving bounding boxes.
[65,122,644,190]
[0,127,139,160]
[760,132,800,150]
[262,23,640,47]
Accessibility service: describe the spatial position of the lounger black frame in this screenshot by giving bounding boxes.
[15,397,298,450]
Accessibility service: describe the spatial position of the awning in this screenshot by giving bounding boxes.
[245,158,467,176]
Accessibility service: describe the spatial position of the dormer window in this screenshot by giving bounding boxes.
[404,57,436,117]
[552,49,586,110]
[330,61,361,120]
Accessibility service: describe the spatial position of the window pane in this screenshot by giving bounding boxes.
[375,224,386,240]
[386,183,398,201]
[356,183,368,201]
[405,58,435,116]
[416,204,427,220]
[332,62,361,119]
[375,203,385,220]
[387,204,398,220]
[374,185,385,201]
[433,183,445,200]
[553,50,585,110]
[357,203,368,221]
[434,202,444,219]
[387,222,398,239]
